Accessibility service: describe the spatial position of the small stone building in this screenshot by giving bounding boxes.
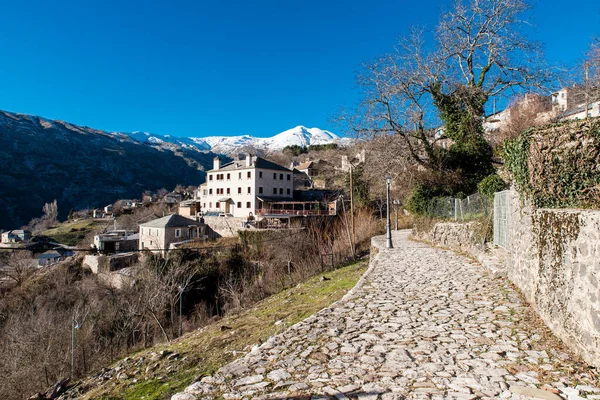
[139,214,207,255]
[1,229,32,243]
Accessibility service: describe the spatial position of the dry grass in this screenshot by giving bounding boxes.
[71,260,368,400]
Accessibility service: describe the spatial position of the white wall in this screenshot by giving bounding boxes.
[200,164,294,218]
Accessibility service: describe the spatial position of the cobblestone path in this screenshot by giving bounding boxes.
[173,231,599,400]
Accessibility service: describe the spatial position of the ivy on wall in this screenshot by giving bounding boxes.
[502,119,600,209]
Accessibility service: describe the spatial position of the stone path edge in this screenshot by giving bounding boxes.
[226,234,385,363]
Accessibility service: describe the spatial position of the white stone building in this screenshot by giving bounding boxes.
[198,155,294,218]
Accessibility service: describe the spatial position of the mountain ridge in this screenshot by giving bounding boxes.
[116,125,344,155]
[0,109,344,230]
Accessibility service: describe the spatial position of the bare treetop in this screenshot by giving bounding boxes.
[435,0,549,96]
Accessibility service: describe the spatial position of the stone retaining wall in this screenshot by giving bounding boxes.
[508,189,600,367]
[203,216,246,238]
[412,220,485,256]
[416,190,600,367]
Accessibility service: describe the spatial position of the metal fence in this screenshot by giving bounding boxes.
[428,193,491,221]
[493,190,511,249]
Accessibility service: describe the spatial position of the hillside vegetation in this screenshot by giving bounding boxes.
[61,260,367,400]
[0,110,215,230]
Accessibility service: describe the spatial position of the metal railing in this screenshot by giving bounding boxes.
[255,209,334,216]
[493,190,511,249]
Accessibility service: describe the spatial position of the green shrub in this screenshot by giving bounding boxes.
[406,184,435,215]
[477,174,507,200]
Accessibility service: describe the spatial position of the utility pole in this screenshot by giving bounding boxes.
[178,285,184,337]
[349,165,355,259]
[71,318,80,378]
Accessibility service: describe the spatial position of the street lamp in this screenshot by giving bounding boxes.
[178,285,184,337]
[385,176,393,248]
[392,200,401,231]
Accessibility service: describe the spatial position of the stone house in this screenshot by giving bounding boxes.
[139,214,207,255]
[38,247,74,267]
[1,229,32,243]
[163,192,184,205]
[93,230,139,253]
[177,199,202,219]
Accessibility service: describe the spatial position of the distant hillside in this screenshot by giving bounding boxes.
[0,110,216,230]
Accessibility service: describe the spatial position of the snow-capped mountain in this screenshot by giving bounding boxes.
[116,126,344,155]
[197,126,343,154]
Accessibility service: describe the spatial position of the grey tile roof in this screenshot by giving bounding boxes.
[139,214,204,228]
[209,157,291,173]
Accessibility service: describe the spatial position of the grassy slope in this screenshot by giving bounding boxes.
[75,260,368,400]
[41,219,109,246]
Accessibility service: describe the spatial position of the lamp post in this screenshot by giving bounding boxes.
[178,285,184,337]
[392,199,401,230]
[71,318,81,378]
[385,176,393,248]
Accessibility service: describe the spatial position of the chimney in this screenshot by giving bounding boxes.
[213,156,221,170]
[245,153,253,167]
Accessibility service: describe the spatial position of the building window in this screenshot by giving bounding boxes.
[280,173,283,180]
[216,202,220,208]
[203,203,206,208]
[247,171,251,179]
[239,172,242,179]
[203,189,207,195]
[279,188,283,195]
[237,201,242,208]
[259,171,263,178]
[227,173,230,180]
[209,202,212,208]
[287,188,290,195]
[287,174,291,180]
[209,189,213,195]
[247,187,251,194]
[226,188,230,194]
[273,188,277,194]
[273,173,277,179]
[209,175,213,181]
[175,229,181,238]
[238,187,242,194]
[246,202,251,208]
[259,187,263,194]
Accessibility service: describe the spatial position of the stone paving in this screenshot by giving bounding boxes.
[172,231,599,400]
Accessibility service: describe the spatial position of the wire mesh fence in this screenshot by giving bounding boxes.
[428,193,491,221]
[493,190,511,249]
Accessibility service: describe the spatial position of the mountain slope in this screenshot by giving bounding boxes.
[0,111,215,230]
[117,126,344,155]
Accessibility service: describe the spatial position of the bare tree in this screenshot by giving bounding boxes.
[348,0,552,171]
[0,251,35,286]
[43,200,59,224]
[585,38,600,99]
[495,94,555,144]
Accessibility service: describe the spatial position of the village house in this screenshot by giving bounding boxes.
[163,192,183,205]
[93,230,139,253]
[199,154,295,218]
[1,229,32,243]
[138,214,207,255]
[482,85,599,136]
[291,159,334,189]
[38,247,74,267]
[177,199,202,219]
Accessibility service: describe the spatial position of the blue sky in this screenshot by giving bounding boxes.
[0,0,597,138]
